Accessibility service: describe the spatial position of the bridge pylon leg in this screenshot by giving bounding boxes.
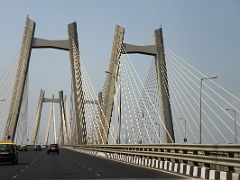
[59,90,69,145]
[154,28,175,143]
[100,25,125,144]
[68,23,87,145]
[3,17,35,141]
[30,89,45,145]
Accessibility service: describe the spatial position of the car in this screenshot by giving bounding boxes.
[0,141,18,164]
[41,145,47,149]
[19,145,27,151]
[47,144,59,154]
[34,144,42,151]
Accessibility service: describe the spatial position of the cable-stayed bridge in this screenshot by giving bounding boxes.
[0,17,239,179]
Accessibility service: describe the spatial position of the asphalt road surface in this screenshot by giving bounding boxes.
[0,147,183,179]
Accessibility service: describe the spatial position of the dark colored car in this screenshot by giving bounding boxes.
[47,144,59,154]
[34,145,42,151]
[0,141,18,164]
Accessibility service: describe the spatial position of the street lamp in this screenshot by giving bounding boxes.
[179,117,187,142]
[104,70,121,144]
[118,76,122,144]
[225,108,237,144]
[199,76,217,144]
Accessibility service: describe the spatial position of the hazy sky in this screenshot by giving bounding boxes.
[0,0,239,142]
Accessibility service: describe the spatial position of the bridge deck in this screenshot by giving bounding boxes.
[0,147,183,179]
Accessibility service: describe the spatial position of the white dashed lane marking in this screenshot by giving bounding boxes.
[88,168,92,171]
[12,175,18,178]
[31,160,36,164]
[95,172,101,176]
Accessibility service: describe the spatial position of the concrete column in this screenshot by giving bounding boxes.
[31,89,45,145]
[4,17,35,141]
[68,22,86,145]
[154,28,175,143]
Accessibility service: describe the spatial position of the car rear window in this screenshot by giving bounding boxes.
[50,144,58,147]
[0,144,14,152]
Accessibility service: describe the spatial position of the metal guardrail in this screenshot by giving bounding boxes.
[65,144,240,173]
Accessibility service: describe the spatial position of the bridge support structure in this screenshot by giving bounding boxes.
[100,25,125,144]
[30,89,45,145]
[44,95,57,145]
[3,17,86,144]
[58,91,69,145]
[3,17,35,141]
[31,90,70,145]
[102,25,175,143]
[153,28,175,143]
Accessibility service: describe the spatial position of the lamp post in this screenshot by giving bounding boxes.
[0,99,6,139]
[225,108,237,144]
[118,75,121,144]
[199,76,217,144]
[179,117,187,142]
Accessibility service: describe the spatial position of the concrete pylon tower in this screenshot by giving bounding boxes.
[30,89,45,145]
[153,28,175,143]
[100,25,124,144]
[44,95,57,145]
[3,17,35,141]
[32,91,71,145]
[58,90,69,145]
[4,17,86,144]
[101,25,175,143]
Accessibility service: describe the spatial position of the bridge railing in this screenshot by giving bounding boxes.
[65,144,240,173]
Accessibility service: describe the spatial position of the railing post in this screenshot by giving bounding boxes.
[228,152,235,172]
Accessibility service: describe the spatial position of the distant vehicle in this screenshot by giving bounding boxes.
[41,145,47,149]
[47,144,59,154]
[19,145,27,151]
[0,141,18,164]
[34,145,42,151]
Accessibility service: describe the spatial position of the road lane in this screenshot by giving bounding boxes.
[62,148,183,179]
[1,147,184,179]
[0,148,44,180]
[18,148,97,179]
